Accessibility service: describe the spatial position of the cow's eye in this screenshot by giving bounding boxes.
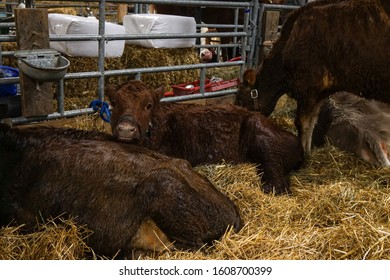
[110,101,116,108]
[146,103,152,110]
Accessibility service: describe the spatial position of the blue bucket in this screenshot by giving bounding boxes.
[0,66,19,97]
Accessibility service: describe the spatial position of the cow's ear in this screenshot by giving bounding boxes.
[242,69,256,86]
[152,86,165,102]
[105,84,117,101]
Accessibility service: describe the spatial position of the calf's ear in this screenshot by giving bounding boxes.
[242,69,256,86]
[105,84,117,101]
[152,86,165,103]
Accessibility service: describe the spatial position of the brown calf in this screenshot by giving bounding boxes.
[106,80,304,195]
[0,124,242,258]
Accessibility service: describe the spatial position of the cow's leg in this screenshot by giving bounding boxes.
[259,161,292,195]
[143,168,240,249]
[240,116,294,195]
[296,98,325,154]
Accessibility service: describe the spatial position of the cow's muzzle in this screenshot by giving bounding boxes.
[114,115,141,142]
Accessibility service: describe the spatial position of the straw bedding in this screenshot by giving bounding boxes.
[0,218,93,260]
[1,96,388,260]
[0,6,388,260]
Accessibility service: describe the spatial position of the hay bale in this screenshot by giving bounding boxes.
[118,45,200,90]
[1,43,18,68]
[206,66,240,81]
[46,7,78,15]
[64,45,200,101]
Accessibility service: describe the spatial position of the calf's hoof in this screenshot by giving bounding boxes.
[262,183,292,196]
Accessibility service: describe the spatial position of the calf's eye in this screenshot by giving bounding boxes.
[146,103,152,110]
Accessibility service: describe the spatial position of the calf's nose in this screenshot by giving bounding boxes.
[115,119,140,142]
[118,122,136,133]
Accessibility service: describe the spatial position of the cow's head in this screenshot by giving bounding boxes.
[235,69,260,111]
[105,80,164,143]
[236,67,287,116]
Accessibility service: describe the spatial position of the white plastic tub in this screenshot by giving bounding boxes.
[123,14,196,48]
[49,14,125,57]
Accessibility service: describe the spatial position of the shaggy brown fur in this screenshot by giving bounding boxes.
[0,124,242,258]
[106,80,304,195]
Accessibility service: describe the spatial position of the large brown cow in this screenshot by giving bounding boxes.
[236,0,390,154]
[0,124,242,258]
[105,80,304,195]
[312,92,390,167]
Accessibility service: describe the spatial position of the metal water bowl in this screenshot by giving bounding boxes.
[15,49,70,82]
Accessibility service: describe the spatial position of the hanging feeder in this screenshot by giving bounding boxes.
[14,49,70,82]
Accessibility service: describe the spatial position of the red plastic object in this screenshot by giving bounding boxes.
[227,56,241,62]
[171,78,240,96]
[164,91,174,97]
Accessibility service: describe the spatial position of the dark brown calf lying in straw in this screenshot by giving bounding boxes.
[0,124,242,258]
[105,80,304,195]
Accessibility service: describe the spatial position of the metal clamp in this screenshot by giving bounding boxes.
[250,89,258,99]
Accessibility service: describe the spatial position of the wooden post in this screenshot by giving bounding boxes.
[117,4,128,24]
[14,8,53,117]
[263,11,280,42]
[258,10,280,65]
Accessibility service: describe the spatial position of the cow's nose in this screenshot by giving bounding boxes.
[118,122,136,132]
[117,122,138,138]
[114,115,141,142]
